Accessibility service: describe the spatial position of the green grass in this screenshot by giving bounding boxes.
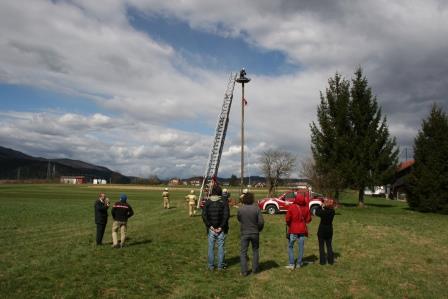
[0,184,447,298]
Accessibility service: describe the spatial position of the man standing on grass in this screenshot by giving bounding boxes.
[237,192,264,276]
[111,194,134,248]
[162,187,170,209]
[94,192,109,245]
[185,189,197,216]
[202,184,229,271]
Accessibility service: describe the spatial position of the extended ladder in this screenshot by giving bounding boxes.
[198,73,237,207]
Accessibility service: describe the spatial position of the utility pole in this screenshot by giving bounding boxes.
[236,69,250,194]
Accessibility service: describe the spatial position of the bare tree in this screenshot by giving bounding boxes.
[299,156,344,201]
[260,150,296,196]
[299,156,322,190]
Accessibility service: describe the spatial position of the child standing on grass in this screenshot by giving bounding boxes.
[313,199,335,265]
[285,193,311,269]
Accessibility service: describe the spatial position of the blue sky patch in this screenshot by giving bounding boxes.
[127,7,298,76]
[0,83,101,115]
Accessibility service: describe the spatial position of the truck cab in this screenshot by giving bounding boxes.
[257,188,328,215]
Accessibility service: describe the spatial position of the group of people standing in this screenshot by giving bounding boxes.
[201,183,265,275]
[202,184,336,275]
[285,193,336,269]
[94,186,335,274]
[94,192,134,248]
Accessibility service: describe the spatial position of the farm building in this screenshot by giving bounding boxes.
[93,179,107,184]
[60,176,86,184]
[391,159,415,200]
[168,178,181,186]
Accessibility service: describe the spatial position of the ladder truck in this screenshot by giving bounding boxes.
[197,73,237,208]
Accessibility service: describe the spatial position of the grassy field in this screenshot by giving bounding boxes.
[0,184,447,299]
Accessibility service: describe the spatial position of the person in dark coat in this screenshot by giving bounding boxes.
[237,192,264,276]
[94,192,110,245]
[314,198,336,265]
[111,194,134,248]
[202,184,229,270]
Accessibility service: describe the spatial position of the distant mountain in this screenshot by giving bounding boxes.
[0,146,130,183]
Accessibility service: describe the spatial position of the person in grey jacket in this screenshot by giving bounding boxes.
[237,192,264,276]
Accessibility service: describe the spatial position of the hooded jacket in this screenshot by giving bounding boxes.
[285,193,311,236]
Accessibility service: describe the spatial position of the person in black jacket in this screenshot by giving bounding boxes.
[94,192,109,245]
[202,185,229,270]
[314,199,336,265]
[111,194,134,248]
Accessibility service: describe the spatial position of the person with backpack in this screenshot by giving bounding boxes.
[285,192,311,269]
[313,198,336,265]
[202,184,229,271]
[111,193,134,248]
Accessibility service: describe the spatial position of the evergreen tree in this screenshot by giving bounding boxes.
[349,68,398,206]
[311,73,351,200]
[408,104,448,213]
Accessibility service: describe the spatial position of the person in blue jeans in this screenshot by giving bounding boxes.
[285,193,311,269]
[202,183,229,270]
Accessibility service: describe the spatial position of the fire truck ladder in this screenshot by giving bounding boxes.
[198,73,237,208]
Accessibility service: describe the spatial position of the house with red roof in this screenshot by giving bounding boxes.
[390,159,415,200]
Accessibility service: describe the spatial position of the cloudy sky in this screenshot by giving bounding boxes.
[0,0,447,179]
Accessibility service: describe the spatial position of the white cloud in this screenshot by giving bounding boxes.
[1,0,447,178]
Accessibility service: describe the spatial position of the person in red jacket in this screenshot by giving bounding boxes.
[285,192,311,269]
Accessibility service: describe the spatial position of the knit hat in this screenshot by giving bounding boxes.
[120,193,127,202]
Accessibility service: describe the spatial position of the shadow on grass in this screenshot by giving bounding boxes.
[301,253,341,266]
[224,257,280,273]
[303,254,318,264]
[259,260,279,272]
[225,256,240,267]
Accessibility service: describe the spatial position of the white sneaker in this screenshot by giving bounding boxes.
[285,265,295,270]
